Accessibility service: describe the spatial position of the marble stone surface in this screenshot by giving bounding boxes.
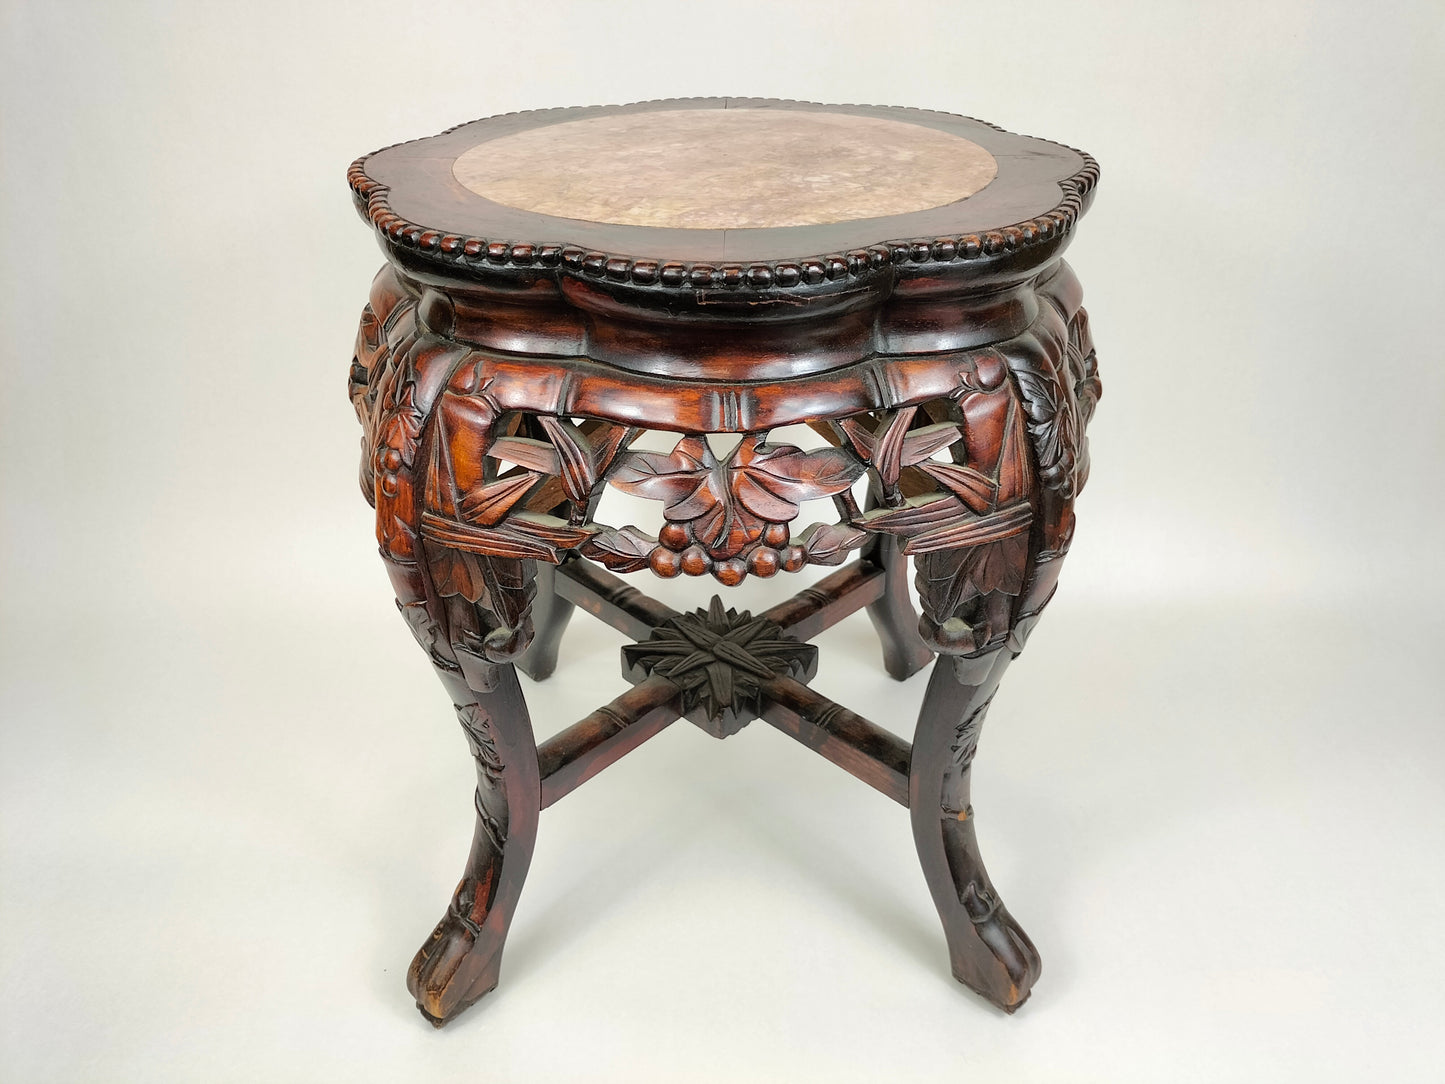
[452,109,998,230]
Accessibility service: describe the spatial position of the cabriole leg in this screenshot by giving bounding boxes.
[910,648,1041,1012]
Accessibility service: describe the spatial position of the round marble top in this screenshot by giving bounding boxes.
[451,109,999,230]
[350,100,1097,284]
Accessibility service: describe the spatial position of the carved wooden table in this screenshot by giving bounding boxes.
[345,99,1100,1026]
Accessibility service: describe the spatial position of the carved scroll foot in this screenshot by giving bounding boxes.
[408,886,505,1027]
[862,531,934,680]
[910,650,1040,1012]
[411,661,541,1027]
[517,561,575,681]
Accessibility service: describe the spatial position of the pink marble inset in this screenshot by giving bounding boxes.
[452,109,998,230]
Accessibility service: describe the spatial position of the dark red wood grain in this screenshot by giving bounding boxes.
[346,100,1100,1026]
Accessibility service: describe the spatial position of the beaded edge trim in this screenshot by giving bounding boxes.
[346,98,1099,291]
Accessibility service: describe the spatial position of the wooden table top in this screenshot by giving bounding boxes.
[349,99,1096,298]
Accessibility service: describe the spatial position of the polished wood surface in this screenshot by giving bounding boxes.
[355,99,1092,270]
[346,99,1100,1025]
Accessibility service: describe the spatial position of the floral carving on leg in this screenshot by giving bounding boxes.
[1008,287,1102,633]
[350,267,412,504]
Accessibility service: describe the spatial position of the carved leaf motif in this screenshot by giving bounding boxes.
[612,437,732,546]
[902,501,1033,555]
[835,416,876,460]
[387,512,417,555]
[969,530,1029,597]
[915,462,998,515]
[731,471,800,522]
[496,514,594,559]
[488,435,561,475]
[861,494,969,538]
[395,597,460,672]
[378,382,424,467]
[456,704,503,782]
[426,542,489,602]
[610,437,721,511]
[912,520,1029,627]
[425,531,546,638]
[1076,364,1102,428]
[611,434,862,558]
[1066,307,1101,414]
[349,307,382,422]
[872,406,918,486]
[458,471,541,526]
[838,412,962,477]
[537,415,597,503]
[587,422,637,478]
[797,522,868,565]
[688,497,732,548]
[915,547,973,622]
[473,552,534,632]
[1066,309,1101,495]
[514,417,639,512]
[733,437,863,512]
[951,692,996,767]
[422,511,594,563]
[1011,365,1078,497]
[901,422,966,465]
[581,526,658,573]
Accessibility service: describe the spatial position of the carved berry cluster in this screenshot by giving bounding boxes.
[649,520,803,584]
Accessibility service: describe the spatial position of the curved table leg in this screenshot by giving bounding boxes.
[400,585,542,1027]
[517,560,575,681]
[862,529,934,680]
[910,648,1041,1012]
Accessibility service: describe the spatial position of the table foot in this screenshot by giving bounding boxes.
[911,649,1040,1012]
[517,561,575,681]
[862,529,935,680]
[408,891,504,1027]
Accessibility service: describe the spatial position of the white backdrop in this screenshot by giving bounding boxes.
[3,2,1443,1081]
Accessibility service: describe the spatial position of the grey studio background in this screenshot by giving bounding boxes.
[2,2,1442,1081]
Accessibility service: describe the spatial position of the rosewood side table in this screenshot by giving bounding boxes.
[345,99,1100,1026]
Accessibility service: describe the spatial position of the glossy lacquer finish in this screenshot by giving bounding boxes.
[346,99,1100,1025]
